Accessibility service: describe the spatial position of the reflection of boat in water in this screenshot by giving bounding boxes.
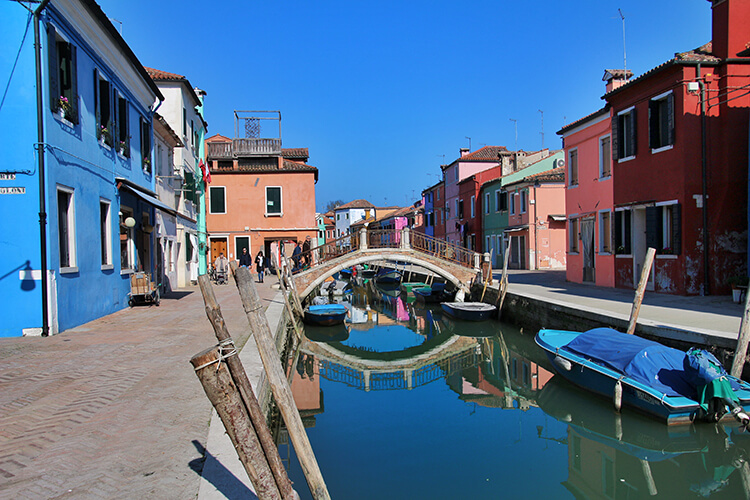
[413,283,454,304]
[305,323,350,343]
[441,302,496,321]
[440,314,497,338]
[400,282,425,295]
[303,304,348,326]
[375,268,402,285]
[536,327,750,426]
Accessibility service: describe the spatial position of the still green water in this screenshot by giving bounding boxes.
[281,286,750,499]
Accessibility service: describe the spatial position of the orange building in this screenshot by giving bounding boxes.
[205,133,318,268]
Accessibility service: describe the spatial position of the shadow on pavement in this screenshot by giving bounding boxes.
[190,440,257,500]
[163,290,194,300]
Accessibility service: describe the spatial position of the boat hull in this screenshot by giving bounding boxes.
[535,329,750,425]
[303,305,348,326]
[440,302,496,321]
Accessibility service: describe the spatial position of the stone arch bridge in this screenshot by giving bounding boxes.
[291,228,485,300]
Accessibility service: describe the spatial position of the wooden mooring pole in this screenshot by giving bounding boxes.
[496,238,512,319]
[191,346,283,500]
[626,247,656,335]
[197,275,295,499]
[731,286,750,378]
[231,262,331,500]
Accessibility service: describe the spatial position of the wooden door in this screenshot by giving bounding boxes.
[210,238,228,264]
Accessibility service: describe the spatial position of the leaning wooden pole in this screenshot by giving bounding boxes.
[230,262,331,500]
[191,346,282,500]
[496,238,512,319]
[626,247,657,335]
[731,286,750,378]
[197,275,295,499]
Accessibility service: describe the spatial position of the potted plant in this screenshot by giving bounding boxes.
[98,125,112,146]
[58,96,72,120]
[118,139,129,157]
[727,276,749,303]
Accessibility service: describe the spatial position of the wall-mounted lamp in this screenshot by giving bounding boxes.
[124,217,136,228]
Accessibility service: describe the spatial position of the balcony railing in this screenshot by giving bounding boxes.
[207,138,282,159]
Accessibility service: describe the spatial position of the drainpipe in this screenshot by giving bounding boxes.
[698,64,710,295]
[34,0,52,336]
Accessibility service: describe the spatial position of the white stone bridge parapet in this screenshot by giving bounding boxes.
[291,228,485,300]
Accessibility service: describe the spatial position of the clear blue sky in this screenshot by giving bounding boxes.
[98,0,712,212]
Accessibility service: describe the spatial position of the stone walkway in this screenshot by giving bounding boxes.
[0,276,279,499]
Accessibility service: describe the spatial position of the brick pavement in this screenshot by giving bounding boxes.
[0,274,280,499]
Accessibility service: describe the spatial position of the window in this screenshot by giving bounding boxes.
[115,93,129,157]
[510,193,516,215]
[600,135,611,178]
[485,236,490,254]
[266,186,282,215]
[458,199,464,219]
[235,236,250,259]
[100,200,112,267]
[454,199,459,219]
[337,214,340,221]
[140,117,152,173]
[346,213,349,219]
[599,211,611,254]
[649,92,674,151]
[182,108,187,137]
[614,210,632,254]
[520,190,527,214]
[568,218,579,253]
[47,25,79,124]
[646,203,681,255]
[209,186,226,214]
[614,107,637,160]
[485,192,490,214]
[498,191,508,212]
[437,190,440,201]
[120,208,135,271]
[454,167,458,181]
[470,195,475,218]
[57,187,76,269]
[568,149,578,186]
[94,71,113,146]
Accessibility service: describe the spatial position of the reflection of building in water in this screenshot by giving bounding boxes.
[289,354,323,427]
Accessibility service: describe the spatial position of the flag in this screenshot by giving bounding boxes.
[199,159,211,184]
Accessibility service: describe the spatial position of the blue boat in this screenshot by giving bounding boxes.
[303,304,348,326]
[375,268,402,285]
[440,302,496,321]
[535,327,750,426]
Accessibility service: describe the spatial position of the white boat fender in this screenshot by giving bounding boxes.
[614,377,624,413]
[553,355,571,372]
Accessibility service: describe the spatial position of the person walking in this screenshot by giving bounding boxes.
[214,252,229,284]
[239,247,252,267]
[302,235,312,268]
[255,250,266,283]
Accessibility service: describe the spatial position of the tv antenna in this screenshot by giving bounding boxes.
[465,136,472,151]
[618,8,627,71]
[538,110,544,149]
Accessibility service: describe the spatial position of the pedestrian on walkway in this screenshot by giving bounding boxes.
[214,252,229,284]
[239,247,252,267]
[302,235,312,268]
[292,242,302,272]
[255,250,266,283]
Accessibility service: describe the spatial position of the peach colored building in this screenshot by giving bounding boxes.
[205,134,318,268]
[504,167,567,270]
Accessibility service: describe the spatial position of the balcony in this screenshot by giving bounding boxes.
[207,138,282,159]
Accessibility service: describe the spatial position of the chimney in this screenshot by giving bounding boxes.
[460,148,470,157]
[710,0,750,59]
[603,69,634,93]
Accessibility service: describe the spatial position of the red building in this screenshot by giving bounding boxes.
[604,0,750,295]
[457,166,502,251]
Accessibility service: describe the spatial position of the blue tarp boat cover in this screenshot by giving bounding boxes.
[563,328,697,398]
[307,304,347,314]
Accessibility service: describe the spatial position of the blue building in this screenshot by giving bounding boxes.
[0,0,163,337]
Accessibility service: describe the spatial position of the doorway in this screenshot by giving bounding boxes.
[210,237,228,266]
[509,234,526,269]
[632,208,655,290]
[581,217,595,283]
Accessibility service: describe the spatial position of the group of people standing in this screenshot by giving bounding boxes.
[217,235,314,284]
[238,247,269,283]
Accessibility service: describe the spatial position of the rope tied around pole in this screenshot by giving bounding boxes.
[193,339,238,372]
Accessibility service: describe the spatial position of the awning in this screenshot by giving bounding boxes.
[548,214,567,221]
[116,177,176,216]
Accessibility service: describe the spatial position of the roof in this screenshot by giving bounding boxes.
[145,67,203,108]
[153,113,183,148]
[335,199,375,210]
[206,133,231,143]
[557,106,610,136]
[79,0,163,102]
[524,167,565,183]
[602,69,633,82]
[282,148,309,161]
[604,42,721,99]
[443,146,508,169]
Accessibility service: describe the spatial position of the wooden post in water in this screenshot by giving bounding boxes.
[626,247,656,335]
[197,275,296,499]
[191,346,282,500]
[731,287,750,378]
[231,261,331,500]
[496,238,512,319]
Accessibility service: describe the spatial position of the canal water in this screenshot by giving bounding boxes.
[278,284,750,499]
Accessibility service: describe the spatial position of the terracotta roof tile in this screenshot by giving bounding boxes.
[336,199,376,210]
[281,148,309,160]
[145,67,186,81]
[459,145,508,161]
[524,167,565,183]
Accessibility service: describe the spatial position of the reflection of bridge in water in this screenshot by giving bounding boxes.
[302,334,480,391]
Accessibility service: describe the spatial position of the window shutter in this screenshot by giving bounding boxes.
[94,68,100,129]
[47,24,59,112]
[112,92,118,146]
[629,108,637,156]
[612,211,617,251]
[645,206,660,251]
[611,114,619,161]
[624,211,632,254]
[68,44,78,123]
[671,203,681,255]
[648,100,657,149]
[667,93,675,146]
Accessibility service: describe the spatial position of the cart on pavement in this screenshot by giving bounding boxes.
[129,272,160,307]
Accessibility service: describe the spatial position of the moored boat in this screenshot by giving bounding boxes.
[400,282,426,295]
[440,302,496,321]
[535,327,750,426]
[413,283,450,304]
[375,268,402,285]
[303,304,348,326]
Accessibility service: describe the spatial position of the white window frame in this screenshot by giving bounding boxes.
[599,134,611,179]
[650,90,674,154]
[510,193,516,215]
[209,186,226,214]
[100,198,113,269]
[235,235,250,261]
[454,199,459,219]
[520,190,527,214]
[617,106,636,162]
[485,192,490,215]
[57,185,77,273]
[599,210,612,255]
[470,195,475,218]
[120,206,135,273]
[494,190,501,213]
[568,147,579,187]
[265,186,283,216]
[454,166,458,181]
